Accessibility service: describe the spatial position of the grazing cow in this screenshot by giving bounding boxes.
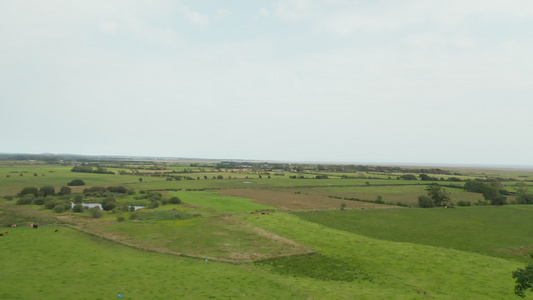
[32,224,38,229]
[54,230,59,232]
[0,234,3,236]
[11,224,16,228]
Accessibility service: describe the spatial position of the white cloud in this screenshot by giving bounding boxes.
[259,7,270,18]
[181,6,210,28]
[1,0,532,164]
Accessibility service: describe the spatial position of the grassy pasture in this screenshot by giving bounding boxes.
[168,191,276,213]
[0,165,159,195]
[313,185,484,205]
[296,206,533,262]
[244,212,524,299]
[0,226,309,300]
[2,161,533,299]
[73,211,311,262]
[131,176,448,192]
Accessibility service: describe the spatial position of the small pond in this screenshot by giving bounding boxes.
[70,202,144,210]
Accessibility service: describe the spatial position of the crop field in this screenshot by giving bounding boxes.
[219,188,387,210]
[1,159,533,299]
[169,191,277,213]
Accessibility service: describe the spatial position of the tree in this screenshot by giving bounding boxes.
[102,196,116,211]
[71,166,94,173]
[17,187,38,197]
[513,264,533,298]
[169,196,182,204]
[482,184,507,205]
[464,179,486,193]
[73,195,83,203]
[67,179,85,186]
[514,183,533,204]
[340,203,346,210]
[58,186,72,195]
[16,194,34,205]
[425,185,450,207]
[419,174,437,181]
[72,204,84,213]
[139,177,143,183]
[39,186,55,197]
[418,195,435,208]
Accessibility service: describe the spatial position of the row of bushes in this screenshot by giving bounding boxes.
[329,195,410,207]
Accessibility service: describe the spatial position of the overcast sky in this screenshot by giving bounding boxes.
[1,0,532,166]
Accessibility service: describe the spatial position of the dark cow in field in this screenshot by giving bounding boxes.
[32,224,38,229]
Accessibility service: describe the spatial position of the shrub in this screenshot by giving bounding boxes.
[399,174,417,180]
[33,196,46,205]
[17,187,38,197]
[67,179,85,186]
[147,201,160,209]
[457,200,471,206]
[116,216,125,222]
[102,201,116,211]
[83,186,107,195]
[5,196,13,201]
[107,186,127,193]
[16,195,34,205]
[90,207,103,218]
[44,199,56,209]
[39,186,55,197]
[73,195,83,203]
[53,205,65,213]
[72,204,84,213]
[418,195,435,208]
[169,196,182,204]
[58,186,72,195]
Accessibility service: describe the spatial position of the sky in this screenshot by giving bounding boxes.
[1,0,532,166]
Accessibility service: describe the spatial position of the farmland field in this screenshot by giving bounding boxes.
[1,158,533,299]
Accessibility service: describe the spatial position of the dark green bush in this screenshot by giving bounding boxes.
[39,186,55,197]
[107,186,127,193]
[418,195,435,208]
[72,204,84,213]
[53,205,65,213]
[17,187,38,197]
[169,196,182,204]
[16,195,34,205]
[147,201,160,209]
[44,199,56,209]
[58,186,72,195]
[67,179,85,186]
[33,196,46,205]
[90,207,103,218]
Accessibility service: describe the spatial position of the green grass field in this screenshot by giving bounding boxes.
[0,226,308,300]
[1,161,533,299]
[296,206,533,262]
[244,212,523,299]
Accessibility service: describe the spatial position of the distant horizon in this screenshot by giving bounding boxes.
[2,151,533,170]
[1,1,532,168]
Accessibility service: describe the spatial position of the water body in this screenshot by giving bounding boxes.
[70,202,144,210]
